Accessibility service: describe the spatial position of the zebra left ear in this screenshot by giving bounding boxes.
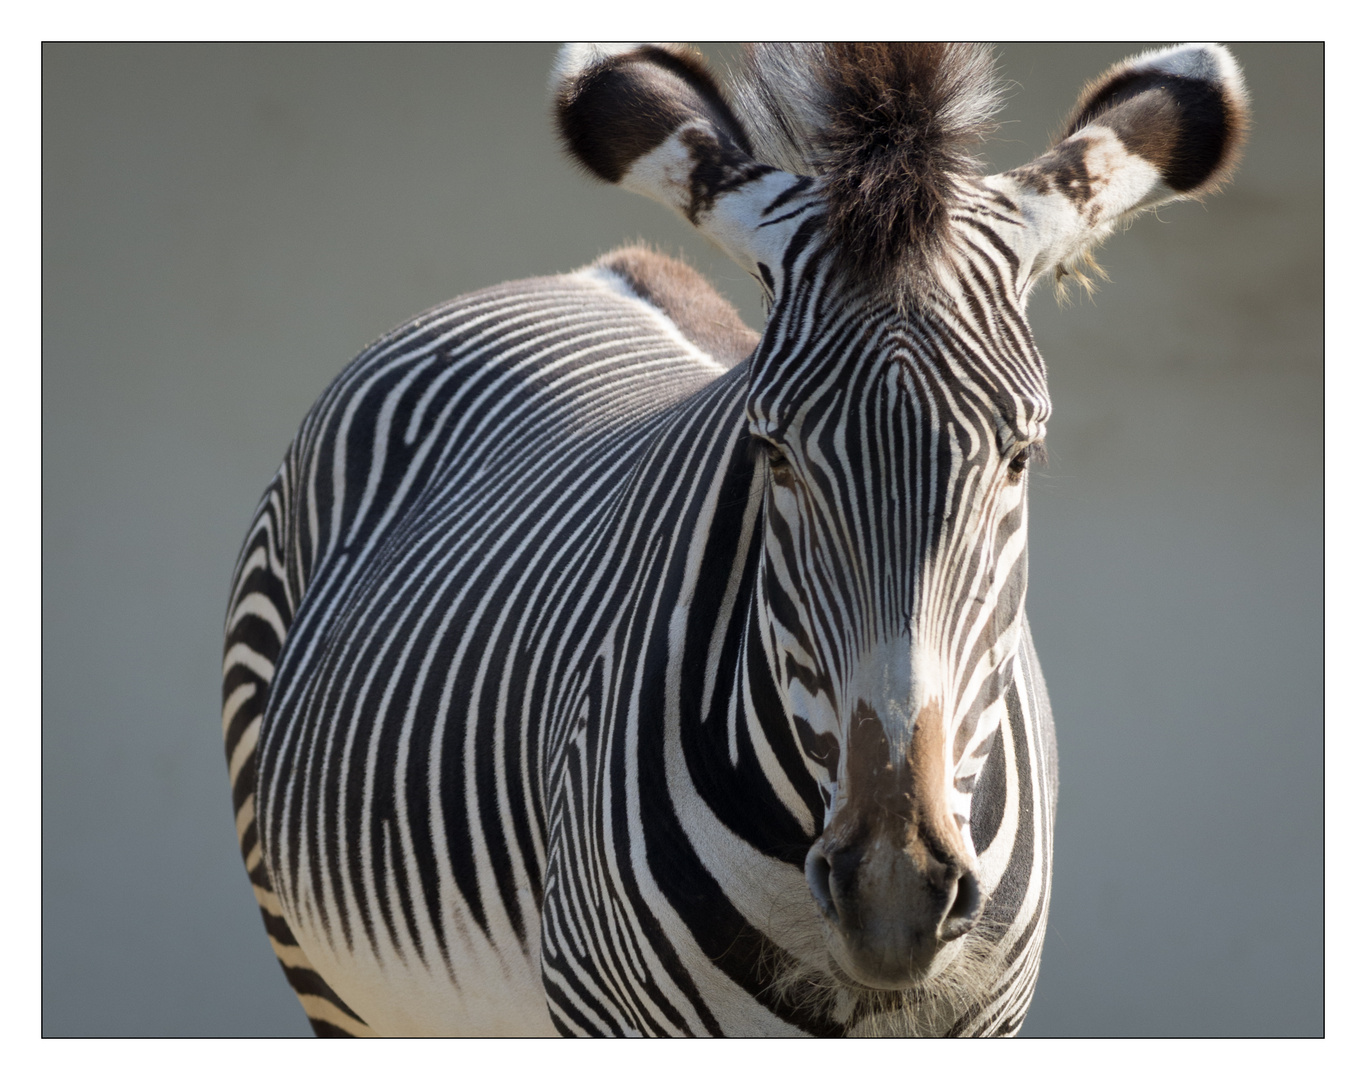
[1002,43,1249,280]
[553,44,795,277]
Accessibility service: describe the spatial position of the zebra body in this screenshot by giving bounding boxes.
[223,43,1246,1036]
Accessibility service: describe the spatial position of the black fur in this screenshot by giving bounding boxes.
[555,45,753,185]
[1061,49,1249,195]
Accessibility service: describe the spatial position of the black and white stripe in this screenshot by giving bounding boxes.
[223,42,1246,1036]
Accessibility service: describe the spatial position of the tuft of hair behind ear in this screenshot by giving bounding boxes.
[1060,43,1250,198]
[1052,247,1110,304]
[729,43,1004,303]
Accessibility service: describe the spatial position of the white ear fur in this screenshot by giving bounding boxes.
[1114,42,1247,100]
[992,42,1249,286]
[624,136,802,277]
[550,43,668,93]
[553,43,806,282]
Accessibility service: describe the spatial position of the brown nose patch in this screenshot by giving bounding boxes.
[832,699,968,872]
[905,700,970,867]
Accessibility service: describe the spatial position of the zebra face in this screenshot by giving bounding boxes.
[747,284,1049,989]
[554,38,1248,997]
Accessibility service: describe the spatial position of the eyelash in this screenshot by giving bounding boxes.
[766,445,793,478]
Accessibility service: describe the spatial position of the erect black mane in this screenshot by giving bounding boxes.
[729,43,1004,301]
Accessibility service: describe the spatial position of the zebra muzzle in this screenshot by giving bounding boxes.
[804,700,983,989]
[804,832,981,990]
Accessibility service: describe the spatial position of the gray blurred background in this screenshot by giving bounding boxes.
[43,43,1322,1036]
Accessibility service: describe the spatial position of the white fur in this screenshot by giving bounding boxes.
[551,42,693,94]
[620,128,804,279]
[1128,42,1249,111]
[551,42,641,88]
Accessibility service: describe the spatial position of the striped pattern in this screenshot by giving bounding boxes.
[222,207,1057,1034]
[224,270,737,1035]
[222,41,1245,1037]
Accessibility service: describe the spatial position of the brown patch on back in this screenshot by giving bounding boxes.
[594,246,760,369]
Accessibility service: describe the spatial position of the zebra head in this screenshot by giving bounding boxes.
[555,43,1247,992]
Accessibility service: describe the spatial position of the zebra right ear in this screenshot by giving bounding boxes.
[1002,43,1249,283]
[553,44,794,278]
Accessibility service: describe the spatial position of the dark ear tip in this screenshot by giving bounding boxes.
[550,42,754,185]
[1063,43,1250,196]
[1170,44,1251,194]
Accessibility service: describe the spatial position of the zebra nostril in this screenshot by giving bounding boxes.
[940,868,981,941]
[805,846,837,924]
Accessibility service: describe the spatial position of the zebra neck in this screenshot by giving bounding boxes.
[598,357,822,859]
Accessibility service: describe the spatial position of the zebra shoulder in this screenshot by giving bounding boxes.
[586,245,760,369]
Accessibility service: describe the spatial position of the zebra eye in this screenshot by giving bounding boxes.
[762,443,796,484]
[1007,447,1031,482]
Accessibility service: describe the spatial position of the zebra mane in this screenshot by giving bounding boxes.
[728,43,1005,299]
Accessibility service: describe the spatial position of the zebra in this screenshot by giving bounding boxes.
[221,42,1248,1036]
